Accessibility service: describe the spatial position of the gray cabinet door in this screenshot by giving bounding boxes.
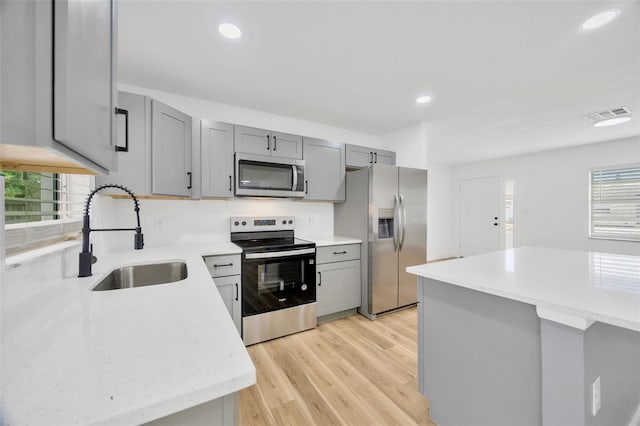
[52,0,116,171]
[346,144,374,168]
[201,121,234,198]
[96,92,150,195]
[151,100,192,197]
[374,149,396,166]
[303,138,345,201]
[317,260,361,317]
[234,125,271,156]
[271,131,302,159]
[214,275,242,334]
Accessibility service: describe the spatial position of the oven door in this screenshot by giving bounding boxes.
[242,248,316,317]
[235,153,305,198]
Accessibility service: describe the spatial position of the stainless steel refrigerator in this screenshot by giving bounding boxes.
[335,164,427,319]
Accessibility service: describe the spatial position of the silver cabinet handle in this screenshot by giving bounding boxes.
[213,263,233,267]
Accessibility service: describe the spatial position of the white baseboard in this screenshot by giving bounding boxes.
[629,401,640,426]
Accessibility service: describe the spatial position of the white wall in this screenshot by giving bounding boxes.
[449,136,640,256]
[118,83,382,148]
[92,196,334,255]
[381,122,427,169]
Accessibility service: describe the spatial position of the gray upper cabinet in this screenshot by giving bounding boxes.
[345,144,396,168]
[234,126,302,159]
[151,101,192,197]
[201,121,234,198]
[302,138,345,201]
[1,0,117,174]
[96,92,193,197]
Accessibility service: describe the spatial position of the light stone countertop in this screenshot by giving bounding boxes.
[2,242,255,426]
[298,235,362,247]
[407,247,640,332]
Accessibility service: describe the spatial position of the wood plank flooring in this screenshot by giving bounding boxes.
[239,307,436,426]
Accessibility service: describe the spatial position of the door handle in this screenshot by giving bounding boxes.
[114,108,129,152]
[228,175,232,192]
[399,194,407,250]
[235,283,239,301]
[374,152,378,163]
[187,172,192,189]
[318,271,322,286]
[273,135,277,151]
[266,135,270,150]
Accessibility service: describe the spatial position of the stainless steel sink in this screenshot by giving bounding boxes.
[92,262,188,291]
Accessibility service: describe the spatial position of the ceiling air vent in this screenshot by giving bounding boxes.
[585,106,632,124]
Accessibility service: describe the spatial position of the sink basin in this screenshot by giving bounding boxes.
[92,262,188,291]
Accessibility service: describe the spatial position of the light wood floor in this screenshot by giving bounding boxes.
[239,307,436,426]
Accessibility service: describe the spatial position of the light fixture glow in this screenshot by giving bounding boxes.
[416,96,432,104]
[581,9,620,30]
[594,116,631,127]
[219,23,242,39]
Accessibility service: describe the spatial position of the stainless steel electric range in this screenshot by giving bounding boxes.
[230,216,317,345]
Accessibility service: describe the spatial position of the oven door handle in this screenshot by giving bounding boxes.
[245,248,315,259]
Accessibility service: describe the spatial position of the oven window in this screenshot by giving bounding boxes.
[238,160,292,190]
[243,255,316,316]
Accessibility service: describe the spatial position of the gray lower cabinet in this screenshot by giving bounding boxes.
[201,121,234,198]
[316,244,361,317]
[204,254,242,333]
[345,144,396,168]
[302,138,346,201]
[96,92,192,197]
[1,0,117,174]
[213,276,242,334]
[234,125,302,159]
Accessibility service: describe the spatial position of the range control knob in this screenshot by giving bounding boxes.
[288,220,293,224]
[241,221,247,226]
[234,221,239,226]
[282,220,286,225]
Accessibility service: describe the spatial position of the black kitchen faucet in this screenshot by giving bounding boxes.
[78,184,144,277]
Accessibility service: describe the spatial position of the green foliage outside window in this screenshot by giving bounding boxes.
[3,170,58,224]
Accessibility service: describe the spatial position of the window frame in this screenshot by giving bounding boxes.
[588,164,640,242]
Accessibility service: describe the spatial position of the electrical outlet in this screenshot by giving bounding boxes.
[592,376,601,416]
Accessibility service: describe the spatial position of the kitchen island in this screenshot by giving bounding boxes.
[2,243,255,425]
[407,247,640,426]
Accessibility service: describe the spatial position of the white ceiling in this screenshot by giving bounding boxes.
[118,1,640,164]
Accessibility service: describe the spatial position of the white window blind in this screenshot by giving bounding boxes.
[590,166,640,241]
[3,171,94,253]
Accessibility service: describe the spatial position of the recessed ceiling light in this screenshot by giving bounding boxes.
[593,116,631,127]
[416,96,432,104]
[219,23,242,39]
[581,9,620,30]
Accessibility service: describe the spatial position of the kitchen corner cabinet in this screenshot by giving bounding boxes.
[316,244,361,317]
[234,125,302,159]
[302,138,346,201]
[203,255,242,334]
[201,121,234,198]
[345,144,396,168]
[96,92,192,197]
[1,0,117,174]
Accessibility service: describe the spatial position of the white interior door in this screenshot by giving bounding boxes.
[459,177,502,257]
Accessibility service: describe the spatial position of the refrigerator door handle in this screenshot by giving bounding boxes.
[399,193,407,250]
[393,194,399,252]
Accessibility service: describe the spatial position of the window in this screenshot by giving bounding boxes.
[3,171,94,254]
[504,180,514,249]
[590,166,640,241]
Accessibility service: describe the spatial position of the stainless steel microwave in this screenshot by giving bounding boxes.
[235,153,305,198]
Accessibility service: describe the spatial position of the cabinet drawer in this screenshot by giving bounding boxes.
[316,244,360,264]
[203,254,241,277]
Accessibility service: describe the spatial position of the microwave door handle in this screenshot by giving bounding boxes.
[292,165,298,191]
